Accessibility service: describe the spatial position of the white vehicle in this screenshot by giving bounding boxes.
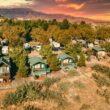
[24,43,31,50]
[2,46,9,55]
[88,43,94,49]
[52,41,60,48]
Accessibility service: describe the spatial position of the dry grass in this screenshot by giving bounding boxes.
[1,59,110,110]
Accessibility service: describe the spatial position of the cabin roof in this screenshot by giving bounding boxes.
[93,46,105,52]
[57,53,73,60]
[0,56,10,67]
[29,56,47,65]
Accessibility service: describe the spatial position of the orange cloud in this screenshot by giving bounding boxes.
[55,0,68,2]
[59,3,86,10]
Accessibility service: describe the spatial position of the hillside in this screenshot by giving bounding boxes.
[0,58,110,110]
[0,8,99,23]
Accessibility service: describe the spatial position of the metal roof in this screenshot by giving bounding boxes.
[57,53,73,60]
[0,56,10,67]
[93,46,105,52]
[29,56,47,65]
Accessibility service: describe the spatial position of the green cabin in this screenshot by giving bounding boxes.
[57,53,77,70]
[0,56,11,82]
[29,56,50,77]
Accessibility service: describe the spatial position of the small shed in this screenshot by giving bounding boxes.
[0,56,11,82]
[57,53,77,70]
[2,46,9,55]
[29,57,50,77]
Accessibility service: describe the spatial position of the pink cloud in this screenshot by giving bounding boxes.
[58,3,86,10]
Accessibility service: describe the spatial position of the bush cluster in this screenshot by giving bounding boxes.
[92,65,110,78]
[3,78,67,108]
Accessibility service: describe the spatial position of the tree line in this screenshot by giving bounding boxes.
[0,18,110,77]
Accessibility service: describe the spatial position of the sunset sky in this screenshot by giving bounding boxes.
[0,0,110,21]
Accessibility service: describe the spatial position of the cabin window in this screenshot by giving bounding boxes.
[0,67,9,75]
[35,64,40,69]
[34,64,45,69]
[69,59,72,63]
[63,59,69,64]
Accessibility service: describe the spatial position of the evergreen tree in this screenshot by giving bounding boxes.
[18,57,28,77]
[47,55,60,71]
[60,19,69,29]
[78,52,86,67]
[40,45,52,59]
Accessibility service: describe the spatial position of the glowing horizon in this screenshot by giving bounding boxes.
[0,0,110,21]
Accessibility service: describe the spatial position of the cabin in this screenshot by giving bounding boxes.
[0,56,10,82]
[29,57,50,77]
[93,47,106,60]
[57,53,77,70]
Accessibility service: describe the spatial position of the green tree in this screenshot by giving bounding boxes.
[78,52,86,67]
[65,43,78,62]
[40,45,52,59]
[18,52,28,77]
[30,28,49,44]
[101,42,110,55]
[41,21,49,31]
[60,19,70,29]
[47,55,60,71]
[9,47,28,77]
[96,26,110,40]
[2,25,26,47]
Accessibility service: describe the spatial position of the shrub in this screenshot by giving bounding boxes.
[92,73,110,87]
[97,89,110,104]
[74,81,85,89]
[43,77,60,88]
[24,105,41,110]
[3,92,17,106]
[73,95,81,102]
[3,80,67,108]
[92,65,110,78]
[59,82,71,92]
[68,69,79,77]
[80,104,91,110]
[3,82,43,106]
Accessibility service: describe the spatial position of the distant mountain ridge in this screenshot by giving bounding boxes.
[0,8,109,24]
